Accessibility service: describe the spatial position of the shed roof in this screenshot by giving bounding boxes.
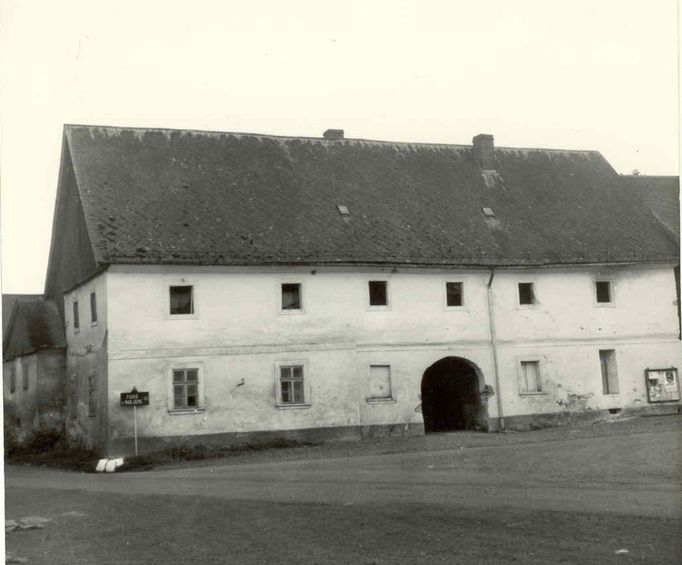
[62,125,679,268]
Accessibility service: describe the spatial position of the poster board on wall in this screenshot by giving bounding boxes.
[645,368,680,403]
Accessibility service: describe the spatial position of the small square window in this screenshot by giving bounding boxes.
[170,286,194,315]
[90,292,98,323]
[446,282,463,307]
[368,365,392,400]
[596,281,612,304]
[173,368,199,408]
[518,283,536,305]
[73,301,80,330]
[368,281,388,307]
[281,283,302,310]
[279,365,306,404]
[520,360,542,393]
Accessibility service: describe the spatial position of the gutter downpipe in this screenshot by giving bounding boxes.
[487,268,505,430]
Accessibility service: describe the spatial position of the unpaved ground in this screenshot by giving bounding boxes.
[5,415,681,564]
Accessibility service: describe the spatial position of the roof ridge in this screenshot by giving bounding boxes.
[63,124,600,154]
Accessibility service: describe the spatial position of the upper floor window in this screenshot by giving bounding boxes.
[90,292,98,323]
[446,282,463,307]
[368,280,389,307]
[9,367,16,394]
[281,283,302,311]
[518,283,536,305]
[22,363,28,391]
[73,301,80,331]
[170,285,194,315]
[595,281,612,304]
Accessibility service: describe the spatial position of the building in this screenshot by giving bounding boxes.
[2,295,66,442]
[18,124,682,455]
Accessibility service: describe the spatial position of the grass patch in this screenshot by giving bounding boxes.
[118,438,319,472]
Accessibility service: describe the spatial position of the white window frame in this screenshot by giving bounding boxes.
[366,363,396,404]
[443,280,466,310]
[279,281,305,315]
[594,279,615,308]
[166,281,199,320]
[366,278,391,311]
[274,360,311,408]
[166,360,206,413]
[516,356,545,396]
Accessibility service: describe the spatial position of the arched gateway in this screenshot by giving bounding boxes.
[421,357,488,432]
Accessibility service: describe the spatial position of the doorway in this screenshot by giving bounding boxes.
[421,357,485,432]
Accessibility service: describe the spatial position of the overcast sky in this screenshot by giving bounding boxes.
[0,0,678,293]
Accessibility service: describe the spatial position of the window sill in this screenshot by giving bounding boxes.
[279,309,305,315]
[365,397,396,404]
[366,306,391,312]
[168,407,206,415]
[595,303,615,308]
[444,306,468,312]
[275,403,311,410]
[519,391,546,397]
[90,321,99,327]
[165,314,199,321]
[516,304,539,310]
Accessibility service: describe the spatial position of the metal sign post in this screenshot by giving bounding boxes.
[120,386,150,457]
[133,405,138,456]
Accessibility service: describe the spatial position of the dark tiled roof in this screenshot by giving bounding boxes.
[2,294,42,335]
[3,297,65,361]
[64,125,680,268]
[620,175,679,241]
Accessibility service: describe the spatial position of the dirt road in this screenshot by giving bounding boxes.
[5,416,681,564]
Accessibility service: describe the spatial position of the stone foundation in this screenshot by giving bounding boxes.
[106,421,425,457]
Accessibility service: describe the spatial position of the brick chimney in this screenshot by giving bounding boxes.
[473,134,495,169]
[323,129,344,140]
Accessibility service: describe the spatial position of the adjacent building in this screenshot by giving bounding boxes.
[6,124,681,455]
[2,295,66,442]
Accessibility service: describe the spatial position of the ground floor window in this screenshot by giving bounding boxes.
[173,368,199,408]
[70,374,78,418]
[88,371,97,416]
[599,349,619,394]
[519,359,542,394]
[367,365,393,400]
[279,365,305,404]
